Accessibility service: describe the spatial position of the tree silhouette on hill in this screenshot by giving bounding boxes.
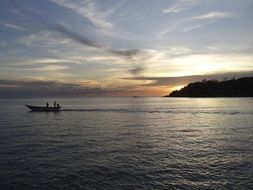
[166,77,253,97]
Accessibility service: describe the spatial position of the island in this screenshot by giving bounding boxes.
[166,77,253,97]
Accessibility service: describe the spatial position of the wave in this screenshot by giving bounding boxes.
[61,108,253,115]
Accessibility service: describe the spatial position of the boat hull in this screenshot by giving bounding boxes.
[26,105,61,112]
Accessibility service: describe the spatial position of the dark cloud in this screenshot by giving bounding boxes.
[0,79,157,98]
[124,71,253,87]
[53,24,103,49]
[128,65,145,75]
[0,80,109,98]
[108,49,143,58]
[54,24,146,60]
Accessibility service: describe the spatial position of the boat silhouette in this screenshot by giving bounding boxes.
[26,105,61,112]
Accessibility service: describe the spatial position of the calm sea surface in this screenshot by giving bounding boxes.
[0,98,252,189]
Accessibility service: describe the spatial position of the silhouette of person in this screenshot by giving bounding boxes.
[57,103,60,108]
[46,102,49,107]
[54,101,56,107]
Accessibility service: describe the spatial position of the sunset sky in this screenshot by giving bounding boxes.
[0,0,253,97]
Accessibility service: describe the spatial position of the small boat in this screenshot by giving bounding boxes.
[26,105,61,112]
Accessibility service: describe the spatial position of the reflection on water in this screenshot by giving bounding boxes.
[0,98,252,189]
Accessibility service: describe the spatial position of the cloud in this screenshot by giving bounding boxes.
[54,26,146,75]
[0,41,8,47]
[128,65,145,75]
[0,79,157,97]
[7,58,72,71]
[189,12,232,20]
[53,24,103,49]
[163,0,200,14]
[182,24,203,32]
[0,79,108,97]
[49,0,122,34]
[53,23,146,62]
[168,47,193,56]
[10,1,146,75]
[163,4,182,14]
[159,11,232,35]
[123,71,253,88]
[107,48,143,58]
[0,21,24,31]
[18,31,73,48]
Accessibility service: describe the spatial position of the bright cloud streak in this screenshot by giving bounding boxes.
[189,12,232,20]
[163,0,200,14]
[50,0,112,28]
[49,0,124,35]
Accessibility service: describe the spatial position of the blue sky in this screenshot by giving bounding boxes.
[0,0,253,97]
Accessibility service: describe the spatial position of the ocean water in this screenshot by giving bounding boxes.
[0,97,252,189]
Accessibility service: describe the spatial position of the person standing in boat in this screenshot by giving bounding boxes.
[54,100,56,107]
[46,102,49,107]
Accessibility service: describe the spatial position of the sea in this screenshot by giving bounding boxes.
[0,97,252,189]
